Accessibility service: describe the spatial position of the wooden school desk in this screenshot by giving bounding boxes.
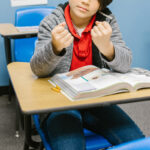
[0,23,37,64]
[7,62,150,149]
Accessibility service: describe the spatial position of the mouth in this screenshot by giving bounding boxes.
[77,6,88,12]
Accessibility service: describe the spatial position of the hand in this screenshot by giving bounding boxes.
[51,22,74,55]
[91,21,114,61]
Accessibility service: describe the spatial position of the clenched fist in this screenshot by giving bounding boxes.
[52,22,74,55]
[91,21,114,61]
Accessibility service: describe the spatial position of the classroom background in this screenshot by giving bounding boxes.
[0,0,150,88]
[0,0,150,150]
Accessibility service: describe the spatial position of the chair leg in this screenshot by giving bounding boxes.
[24,115,40,149]
[40,143,44,150]
[24,142,29,150]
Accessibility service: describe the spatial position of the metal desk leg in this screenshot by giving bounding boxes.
[24,115,40,150]
[8,80,13,102]
[4,37,11,64]
[4,37,12,102]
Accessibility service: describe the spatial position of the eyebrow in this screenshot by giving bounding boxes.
[99,11,113,20]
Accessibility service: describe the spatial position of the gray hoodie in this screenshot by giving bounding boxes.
[30,3,132,77]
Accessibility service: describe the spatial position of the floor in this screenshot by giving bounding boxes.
[0,94,150,150]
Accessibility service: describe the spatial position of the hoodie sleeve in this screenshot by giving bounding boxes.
[101,14,132,73]
[30,9,66,77]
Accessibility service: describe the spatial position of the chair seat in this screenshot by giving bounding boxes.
[85,134,111,150]
[107,137,150,150]
[33,115,111,150]
[84,129,111,150]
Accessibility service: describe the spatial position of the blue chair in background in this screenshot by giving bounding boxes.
[14,6,55,62]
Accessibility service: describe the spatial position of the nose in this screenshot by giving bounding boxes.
[81,0,90,5]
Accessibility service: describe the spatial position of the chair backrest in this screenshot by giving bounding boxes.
[14,6,55,62]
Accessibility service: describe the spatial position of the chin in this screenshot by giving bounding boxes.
[75,12,89,18]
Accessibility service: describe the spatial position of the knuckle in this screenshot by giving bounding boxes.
[93,26,97,30]
[103,31,107,35]
[64,30,68,34]
[64,43,68,47]
[67,32,71,37]
[51,30,55,35]
[92,34,96,38]
[64,29,68,32]
[68,34,72,38]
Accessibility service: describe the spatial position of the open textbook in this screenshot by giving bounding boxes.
[49,65,150,101]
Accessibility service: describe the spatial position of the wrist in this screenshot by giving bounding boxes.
[52,43,62,56]
[105,42,115,61]
[99,41,115,61]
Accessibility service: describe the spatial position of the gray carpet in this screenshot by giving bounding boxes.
[0,95,24,150]
[0,94,150,150]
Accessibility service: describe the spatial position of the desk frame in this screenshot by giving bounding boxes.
[7,62,150,150]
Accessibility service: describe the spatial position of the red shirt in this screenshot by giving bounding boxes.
[64,5,96,71]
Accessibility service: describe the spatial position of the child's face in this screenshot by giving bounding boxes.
[69,0,100,19]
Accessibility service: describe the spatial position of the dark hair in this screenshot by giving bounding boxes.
[98,0,113,10]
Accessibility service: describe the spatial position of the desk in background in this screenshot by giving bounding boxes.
[0,23,38,100]
[0,23,37,64]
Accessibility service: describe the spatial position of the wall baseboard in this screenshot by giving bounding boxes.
[0,86,9,96]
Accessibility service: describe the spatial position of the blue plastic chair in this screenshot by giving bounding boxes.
[107,137,150,150]
[14,6,55,62]
[14,6,112,150]
[33,114,150,150]
[33,114,111,150]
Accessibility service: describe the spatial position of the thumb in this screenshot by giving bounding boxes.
[60,22,66,27]
[95,21,101,25]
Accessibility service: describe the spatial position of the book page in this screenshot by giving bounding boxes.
[55,65,124,93]
[83,69,123,89]
[111,68,150,90]
[56,66,97,92]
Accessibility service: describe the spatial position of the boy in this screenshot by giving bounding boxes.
[30,0,144,149]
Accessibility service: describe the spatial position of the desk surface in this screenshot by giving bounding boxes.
[7,62,150,114]
[0,23,37,37]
